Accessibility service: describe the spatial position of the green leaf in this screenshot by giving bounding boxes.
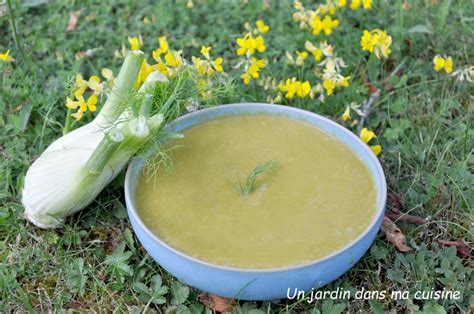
[437,0,451,30]
[422,303,447,314]
[408,25,431,34]
[367,54,380,83]
[171,282,190,305]
[66,258,87,297]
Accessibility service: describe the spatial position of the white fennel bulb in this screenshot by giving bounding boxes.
[22,51,168,228]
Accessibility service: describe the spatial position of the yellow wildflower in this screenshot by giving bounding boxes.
[370,145,382,156]
[279,78,311,99]
[296,51,309,66]
[359,127,376,143]
[165,51,182,67]
[71,109,84,121]
[87,95,98,112]
[312,15,339,36]
[0,50,14,62]
[256,20,270,33]
[305,41,323,61]
[433,55,453,74]
[135,59,152,89]
[75,74,87,90]
[101,68,114,80]
[360,29,392,59]
[201,46,212,59]
[342,106,351,121]
[88,75,102,95]
[359,128,381,156]
[186,0,194,9]
[213,57,223,72]
[363,0,372,9]
[350,0,361,10]
[236,33,266,56]
[323,79,336,95]
[128,36,142,51]
[241,58,266,85]
[338,0,347,7]
[66,97,78,110]
[152,36,169,61]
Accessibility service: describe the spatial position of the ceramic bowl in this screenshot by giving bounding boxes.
[125,103,386,300]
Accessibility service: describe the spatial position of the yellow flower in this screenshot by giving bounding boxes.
[135,59,152,89]
[165,51,182,67]
[75,74,87,90]
[370,144,382,156]
[363,0,372,9]
[360,29,392,59]
[241,58,266,85]
[66,97,78,109]
[0,50,14,62]
[88,75,102,94]
[323,79,336,95]
[213,57,223,72]
[76,96,87,112]
[338,0,347,7]
[296,51,309,66]
[87,95,98,112]
[236,33,266,56]
[256,20,270,33]
[433,55,453,73]
[350,0,361,10]
[312,15,339,36]
[201,46,212,59]
[71,109,84,121]
[128,36,142,51]
[101,68,114,80]
[359,128,382,155]
[342,106,351,121]
[296,80,311,97]
[305,41,323,61]
[241,73,251,85]
[359,127,376,143]
[74,87,86,100]
[278,78,311,98]
[279,78,297,98]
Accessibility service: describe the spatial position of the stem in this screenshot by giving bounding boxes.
[6,0,22,57]
[96,51,144,125]
[357,89,381,135]
[63,108,73,135]
[86,128,124,174]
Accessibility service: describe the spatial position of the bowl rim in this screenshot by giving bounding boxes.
[125,102,387,273]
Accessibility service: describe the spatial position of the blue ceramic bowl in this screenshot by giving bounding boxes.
[125,103,387,300]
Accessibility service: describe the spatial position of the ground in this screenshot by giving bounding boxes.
[0,0,472,312]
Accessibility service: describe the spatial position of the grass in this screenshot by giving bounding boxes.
[0,0,472,312]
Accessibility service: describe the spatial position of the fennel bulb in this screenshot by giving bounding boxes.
[22,51,166,228]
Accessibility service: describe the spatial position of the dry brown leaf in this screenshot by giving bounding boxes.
[438,238,471,258]
[382,216,412,252]
[66,10,82,32]
[386,192,427,225]
[198,293,237,313]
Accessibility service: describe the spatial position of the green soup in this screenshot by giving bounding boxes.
[135,114,376,269]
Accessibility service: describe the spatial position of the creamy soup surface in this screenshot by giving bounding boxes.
[136,114,377,269]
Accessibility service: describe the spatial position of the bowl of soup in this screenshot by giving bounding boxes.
[125,103,386,300]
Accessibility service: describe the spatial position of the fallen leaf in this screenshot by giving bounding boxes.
[66,10,82,32]
[75,48,101,60]
[381,216,412,252]
[198,293,237,313]
[366,83,379,96]
[438,238,471,258]
[386,192,427,225]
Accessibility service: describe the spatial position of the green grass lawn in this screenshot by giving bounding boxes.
[0,0,472,312]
